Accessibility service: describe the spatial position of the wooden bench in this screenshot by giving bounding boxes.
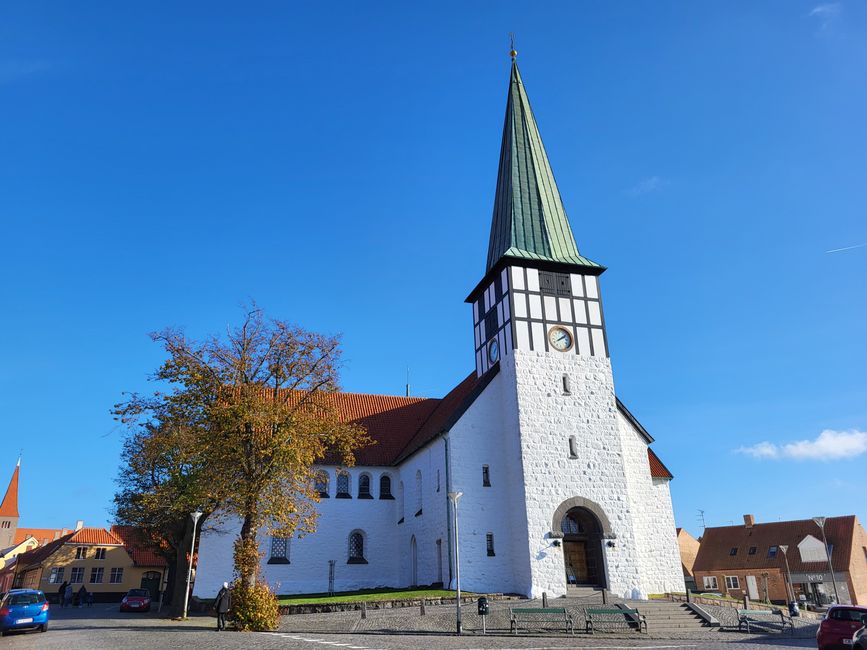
[509,607,574,635]
[737,608,793,634]
[585,607,647,634]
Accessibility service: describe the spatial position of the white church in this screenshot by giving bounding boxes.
[195,57,684,601]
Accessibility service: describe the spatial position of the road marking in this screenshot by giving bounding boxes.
[263,633,384,649]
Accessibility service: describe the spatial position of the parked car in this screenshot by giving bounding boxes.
[817,605,867,650]
[0,589,49,635]
[853,624,867,649]
[120,588,152,613]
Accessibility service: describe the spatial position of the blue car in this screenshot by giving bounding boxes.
[0,589,50,635]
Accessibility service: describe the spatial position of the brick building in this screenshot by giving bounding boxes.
[693,514,867,605]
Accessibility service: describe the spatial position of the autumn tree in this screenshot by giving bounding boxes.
[113,391,221,617]
[116,307,369,625]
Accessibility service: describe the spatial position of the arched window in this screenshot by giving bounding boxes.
[268,537,290,564]
[348,530,367,564]
[336,471,351,498]
[315,470,330,497]
[379,474,393,499]
[358,473,372,499]
[415,470,423,515]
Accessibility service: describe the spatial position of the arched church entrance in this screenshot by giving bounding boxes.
[559,507,605,587]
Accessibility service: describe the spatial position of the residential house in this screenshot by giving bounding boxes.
[14,526,166,603]
[693,514,867,605]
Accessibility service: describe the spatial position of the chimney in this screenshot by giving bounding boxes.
[744,514,755,528]
[75,520,84,531]
[52,531,60,540]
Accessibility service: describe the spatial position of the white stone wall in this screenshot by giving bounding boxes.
[446,370,533,596]
[194,455,451,599]
[616,412,684,596]
[506,349,645,599]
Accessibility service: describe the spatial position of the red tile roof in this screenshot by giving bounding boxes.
[693,515,859,573]
[15,533,74,571]
[263,368,672,474]
[648,448,673,479]
[0,463,20,518]
[14,527,69,546]
[110,525,168,567]
[67,527,124,545]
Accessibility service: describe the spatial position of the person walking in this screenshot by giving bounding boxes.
[64,583,73,607]
[57,580,68,607]
[77,584,88,608]
[213,582,231,631]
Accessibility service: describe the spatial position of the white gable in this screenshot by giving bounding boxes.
[798,534,828,563]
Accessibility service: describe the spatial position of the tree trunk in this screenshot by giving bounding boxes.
[168,525,193,617]
[239,510,258,588]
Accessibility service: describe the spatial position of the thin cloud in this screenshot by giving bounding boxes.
[736,429,867,461]
[626,176,667,197]
[809,3,841,30]
[0,60,51,84]
[825,243,867,254]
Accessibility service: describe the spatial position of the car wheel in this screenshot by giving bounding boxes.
[39,623,48,633]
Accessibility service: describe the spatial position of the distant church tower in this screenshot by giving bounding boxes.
[464,54,682,599]
[0,461,20,550]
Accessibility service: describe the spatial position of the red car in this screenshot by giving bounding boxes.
[119,589,152,613]
[817,605,867,649]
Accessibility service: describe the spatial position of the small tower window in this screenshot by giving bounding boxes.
[348,530,367,564]
[314,470,330,497]
[482,465,491,487]
[358,473,372,498]
[562,374,571,395]
[415,470,423,516]
[336,471,351,498]
[436,469,441,492]
[568,436,578,459]
[486,533,496,557]
[379,474,393,499]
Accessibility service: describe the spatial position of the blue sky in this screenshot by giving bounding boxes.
[1,2,865,538]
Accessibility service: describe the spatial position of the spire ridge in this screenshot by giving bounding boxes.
[0,462,20,518]
[485,60,602,273]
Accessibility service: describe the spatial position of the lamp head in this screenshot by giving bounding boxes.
[813,516,826,528]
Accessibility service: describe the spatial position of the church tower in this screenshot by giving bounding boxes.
[0,460,20,550]
[464,55,683,599]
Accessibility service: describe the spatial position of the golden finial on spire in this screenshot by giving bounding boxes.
[509,32,517,60]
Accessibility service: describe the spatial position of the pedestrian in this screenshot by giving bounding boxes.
[78,584,88,608]
[64,583,73,607]
[213,582,231,631]
[87,591,94,607]
[57,580,68,607]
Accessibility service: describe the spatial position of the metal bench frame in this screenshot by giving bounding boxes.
[737,608,794,634]
[509,607,575,635]
[585,607,647,634]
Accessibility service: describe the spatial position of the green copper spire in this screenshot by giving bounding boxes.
[486,61,602,272]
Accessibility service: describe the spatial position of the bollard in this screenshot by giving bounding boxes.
[361,601,367,619]
[420,600,426,616]
[542,592,548,608]
[744,595,750,610]
[602,589,608,605]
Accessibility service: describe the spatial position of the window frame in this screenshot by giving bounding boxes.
[94,547,107,560]
[348,530,367,564]
[486,533,495,557]
[90,567,104,584]
[379,474,394,500]
[729,547,738,556]
[314,470,330,498]
[75,546,87,560]
[724,575,740,590]
[109,567,124,584]
[47,567,65,584]
[336,471,351,499]
[482,465,491,487]
[70,567,84,584]
[702,575,718,590]
[268,536,290,565]
[358,473,372,499]
[767,545,778,559]
[748,546,757,555]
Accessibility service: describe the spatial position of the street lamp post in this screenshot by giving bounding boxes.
[447,491,463,635]
[182,510,203,619]
[813,517,841,604]
[779,545,795,603]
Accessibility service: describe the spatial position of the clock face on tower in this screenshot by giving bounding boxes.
[487,339,500,364]
[548,326,573,352]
